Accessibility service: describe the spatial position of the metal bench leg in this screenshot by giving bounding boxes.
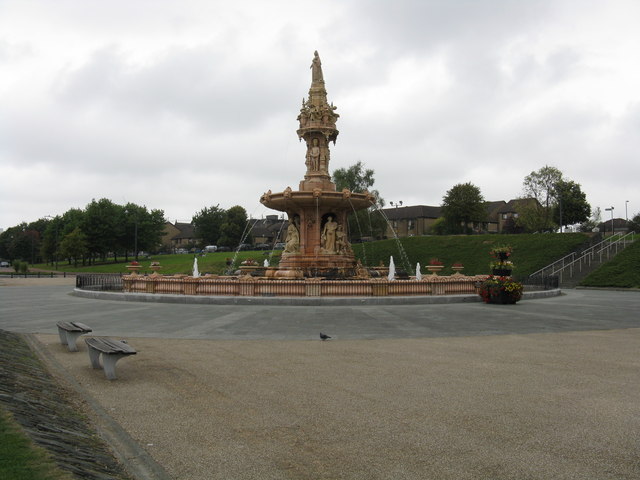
[65,332,84,352]
[57,327,68,345]
[101,354,129,380]
[87,347,102,369]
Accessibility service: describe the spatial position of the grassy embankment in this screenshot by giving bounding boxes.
[353,233,591,278]
[580,238,640,288]
[0,409,71,480]
[32,233,592,279]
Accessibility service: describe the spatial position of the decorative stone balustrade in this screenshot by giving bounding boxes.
[122,274,487,297]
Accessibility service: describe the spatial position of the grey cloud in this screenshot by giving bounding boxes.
[53,44,302,133]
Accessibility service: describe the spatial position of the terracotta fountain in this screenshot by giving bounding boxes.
[260,51,375,278]
[120,52,486,298]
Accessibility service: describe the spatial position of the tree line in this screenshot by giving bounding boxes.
[437,166,594,234]
[0,199,253,267]
[0,199,166,267]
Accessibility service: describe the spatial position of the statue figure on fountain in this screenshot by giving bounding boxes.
[306,137,321,172]
[335,224,352,255]
[321,216,338,254]
[311,50,323,83]
[284,218,300,254]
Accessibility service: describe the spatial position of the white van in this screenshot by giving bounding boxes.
[204,245,218,253]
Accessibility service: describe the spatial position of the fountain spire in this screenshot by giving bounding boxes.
[296,50,339,191]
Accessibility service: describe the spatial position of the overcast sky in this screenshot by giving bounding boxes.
[1,0,639,231]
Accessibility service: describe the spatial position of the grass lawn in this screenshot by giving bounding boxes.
[32,250,281,276]
[580,239,640,288]
[30,233,593,280]
[0,409,71,480]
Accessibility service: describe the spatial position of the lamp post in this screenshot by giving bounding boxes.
[125,209,139,260]
[44,215,58,270]
[389,201,403,233]
[605,206,614,237]
[625,200,629,227]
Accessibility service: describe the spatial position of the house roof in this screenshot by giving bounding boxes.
[485,201,507,222]
[171,222,195,240]
[249,218,287,237]
[380,205,441,220]
[497,198,538,214]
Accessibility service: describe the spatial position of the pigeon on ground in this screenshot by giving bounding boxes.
[320,333,331,341]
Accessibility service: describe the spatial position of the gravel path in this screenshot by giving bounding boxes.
[35,329,640,480]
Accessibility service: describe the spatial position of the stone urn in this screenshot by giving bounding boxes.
[126,264,141,275]
[451,265,464,275]
[149,264,162,275]
[426,265,444,275]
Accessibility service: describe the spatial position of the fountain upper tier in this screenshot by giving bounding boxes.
[260,188,375,213]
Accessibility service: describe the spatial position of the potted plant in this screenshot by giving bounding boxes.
[489,259,514,276]
[426,258,444,275]
[490,245,514,275]
[490,245,513,261]
[478,275,523,304]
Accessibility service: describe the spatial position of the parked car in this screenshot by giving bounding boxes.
[217,246,231,252]
[237,243,252,251]
[273,242,285,250]
[204,245,217,253]
[255,243,271,250]
[0,261,9,268]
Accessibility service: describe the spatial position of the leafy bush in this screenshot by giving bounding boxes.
[12,261,28,274]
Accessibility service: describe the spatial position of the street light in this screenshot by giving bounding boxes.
[44,215,58,270]
[125,209,138,260]
[625,200,629,226]
[605,206,614,236]
[389,201,403,208]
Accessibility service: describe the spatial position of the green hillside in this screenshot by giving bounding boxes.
[580,239,640,288]
[353,233,591,278]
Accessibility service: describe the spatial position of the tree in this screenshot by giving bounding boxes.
[122,203,166,260]
[82,198,121,264]
[627,213,640,233]
[522,165,563,232]
[552,180,590,229]
[332,161,387,241]
[41,215,64,266]
[59,227,88,267]
[218,206,250,248]
[192,205,226,246]
[441,183,486,234]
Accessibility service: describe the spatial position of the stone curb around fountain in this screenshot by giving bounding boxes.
[72,288,561,306]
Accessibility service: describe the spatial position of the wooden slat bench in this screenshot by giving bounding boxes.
[85,338,137,380]
[56,321,93,352]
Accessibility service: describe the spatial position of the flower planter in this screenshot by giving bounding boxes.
[451,266,464,275]
[489,291,518,304]
[492,268,512,276]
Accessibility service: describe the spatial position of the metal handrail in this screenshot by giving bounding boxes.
[529,251,576,278]
[530,232,635,282]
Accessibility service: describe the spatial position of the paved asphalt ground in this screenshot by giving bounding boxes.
[1,283,639,340]
[1,281,640,479]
